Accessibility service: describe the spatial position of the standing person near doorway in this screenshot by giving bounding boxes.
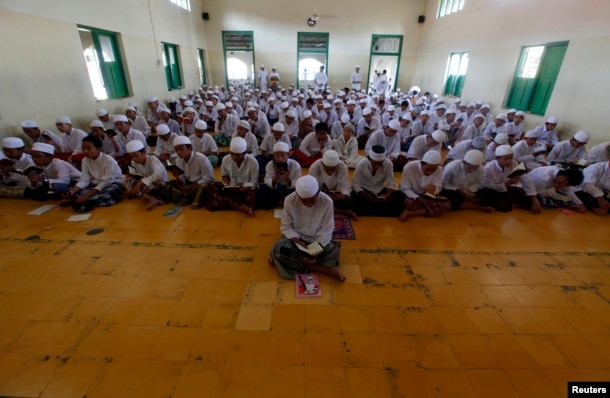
[314,66,328,93]
[258,65,268,91]
[350,65,362,92]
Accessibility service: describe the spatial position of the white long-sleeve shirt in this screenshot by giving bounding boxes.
[512,140,546,169]
[190,133,218,154]
[118,129,148,152]
[130,155,169,189]
[216,114,240,138]
[581,161,610,197]
[356,117,381,137]
[365,130,401,159]
[176,152,214,184]
[260,134,291,154]
[308,159,351,196]
[460,124,484,141]
[43,158,81,186]
[481,159,536,195]
[299,132,332,157]
[399,161,443,198]
[442,159,484,193]
[406,135,442,160]
[527,165,581,204]
[280,118,300,138]
[586,142,610,164]
[221,154,259,185]
[62,128,88,153]
[231,132,259,154]
[352,157,396,194]
[154,134,178,158]
[264,158,301,189]
[547,140,587,163]
[532,125,559,146]
[333,136,360,167]
[76,153,124,191]
[281,191,334,246]
[446,140,477,161]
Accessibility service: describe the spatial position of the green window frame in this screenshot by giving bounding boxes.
[296,32,330,90]
[198,49,207,86]
[437,0,465,18]
[222,31,255,89]
[443,52,469,97]
[77,25,130,100]
[162,42,183,90]
[505,41,568,115]
[367,34,403,92]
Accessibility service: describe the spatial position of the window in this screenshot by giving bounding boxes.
[437,0,465,18]
[368,35,403,94]
[297,32,329,89]
[443,52,469,97]
[77,26,129,100]
[162,42,183,90]
[169,0,190,11]
[222,31,255,89]
[505,41,568,115]
[198,49,207,86]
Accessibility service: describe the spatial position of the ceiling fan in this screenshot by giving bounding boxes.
[306,8,337,26]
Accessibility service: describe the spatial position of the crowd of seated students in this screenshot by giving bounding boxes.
[1,83,609,220]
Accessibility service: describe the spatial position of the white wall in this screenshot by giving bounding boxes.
[413,0,610,145]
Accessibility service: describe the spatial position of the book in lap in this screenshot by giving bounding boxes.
[296,274,322,298]
[295,241,324,256]
[507,162,527,178]
[422,192,447,200]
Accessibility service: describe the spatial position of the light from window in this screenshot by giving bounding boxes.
[519,46,544,78]
[437,0,465,18]
[169,0,190,11]
[83,46,108,100]
[227,58,248,80]
[299,58,324,81]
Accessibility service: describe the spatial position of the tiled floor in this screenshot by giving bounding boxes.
[0,178,609,397]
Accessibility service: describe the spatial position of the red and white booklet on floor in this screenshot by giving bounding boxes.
[296,274,322,298]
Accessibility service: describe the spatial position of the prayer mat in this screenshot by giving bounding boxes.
[332,214,356,240]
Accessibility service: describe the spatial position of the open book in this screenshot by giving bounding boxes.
[422,192,447,201]
[164,160,183,174]
[507,162,527,178]
[550,192,572,203]
[127,166,144,180]
[295,241,324,256]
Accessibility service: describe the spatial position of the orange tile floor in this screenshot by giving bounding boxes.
[0,178,609,397]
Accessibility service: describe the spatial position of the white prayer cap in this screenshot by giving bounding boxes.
[173,136,190,146]
[546,116,558,124]
[295,175,319,199]
[158,106,170,114]
[156,124,170,135]
[180,94,187,100]
[472,136,486,149]
[260,64,265,68]
[432,94,438,99]
[184,100,194,107]
[114,114,128,123]
[388,119,401,131]
[387,105,396,112]
[170,97,177,103]
[494,133,508,145]
[573,131,590,143]
[323,103,331,109]
[272,122,285,132]
[481,104,490,109]
[272,66,276,69]
[90,120,104,128]
[355,65,360,68]
[464,149,484,166]
[333,99,341,104]
[362,107,372,116]
[56,116,71,124]
[422,150,441,165]
[437,97,445,103]
[507,108,517,114]
[273,142,290,153]
[327,95,334,100]
[344,123,355,132]
[2,137,24,148]
[420,110,430,116]
[280,101,289,110]
[215,103,226,111]
[194,120,207,130]
[495,114,508,122]
[196,98,204,103]
[340,114,350,124]
[125,106,136,112]
[286,110,297,118]
[401,114,412,121]
[96,108,108,117]
[267,96,276,102]
[525,130,539,138]
[495,144,513,157]
[225,102,233,109]
[416,99,425,106]
[515,111,526,117]
[368,145,386,161]
[205,101,214,107]
[291,97,299,102]
[476,99,484,105]
[467,103,475,108]
[454,97,462,102]
[230,137,247,153]
[183,107,196,113]
[238,120,251,130]
[246,106,257,113]
[445,109,456,115]
[22,120,38,128]
[474,114,485,120]
[373,94,379,99]
[128,102,138,108]
[32,142,54,155]
[436,104,447,110]
[431,130,447,143]
[302,110,313,118]
[322,150,340,167]
[359,99,368,104]
[126,140,145,153]
[347,100,356,105]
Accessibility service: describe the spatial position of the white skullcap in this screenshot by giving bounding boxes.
[158,106,170,114]
[173,136,190,146]
[507,108,517,114]
[347,100,356,105]
[128,102,137,108]
[494,133,509,145]
[169,97,177,103]
[340,114,350,124]
[273,142,290,153]
[474,114,485,120]
[463,150,484,166]
[215,103,226,111]
[432,94,438,99]
[22,120,38,128]
[280,101,290,109]
[302,110,313,118]
[205,101,214,107]
[238,120,251,130]
[180,94,187,100]
[422,150,441,165]
[272,122,285,132]
[126,140,145,153]
[230,137,247,153]
[355,65,360,68]
[125,106,136,112]
[445,109,456,115]
[515,111,526,117]
[295,175,319,199]
[401,114,412,121]
[573,131,590,143]
[56,116,71,124]
[524,130,539,138]
[90,120,104,128]
[246,107,258,113]
[261,64,265,67]
[420,110,430,116]
[495,144,513,157]
[546,116,558,124]
[147,97,158,103]
[431,130,447,143]
[322,150,340,167]
[156,124,170,135]
[323,103,331,109]
[467,103,475,108]
[183,107,196,113]
[114,114,128,123]
[194,120,208,130]
[495,114,508,122]
[362,107,372,116]
[184,100,193,106]
[32,142,54,155]
[96,108,108,117]
[387,105,395,112]
[388,119,401,131]
[368,145,386,161]
[2,137,24,148]
[454,97,462,102]
[472,136,486,149]
[359,99,368,104]
[481,104,490,110]
[476,99,484,105]
[286,110,297,118]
